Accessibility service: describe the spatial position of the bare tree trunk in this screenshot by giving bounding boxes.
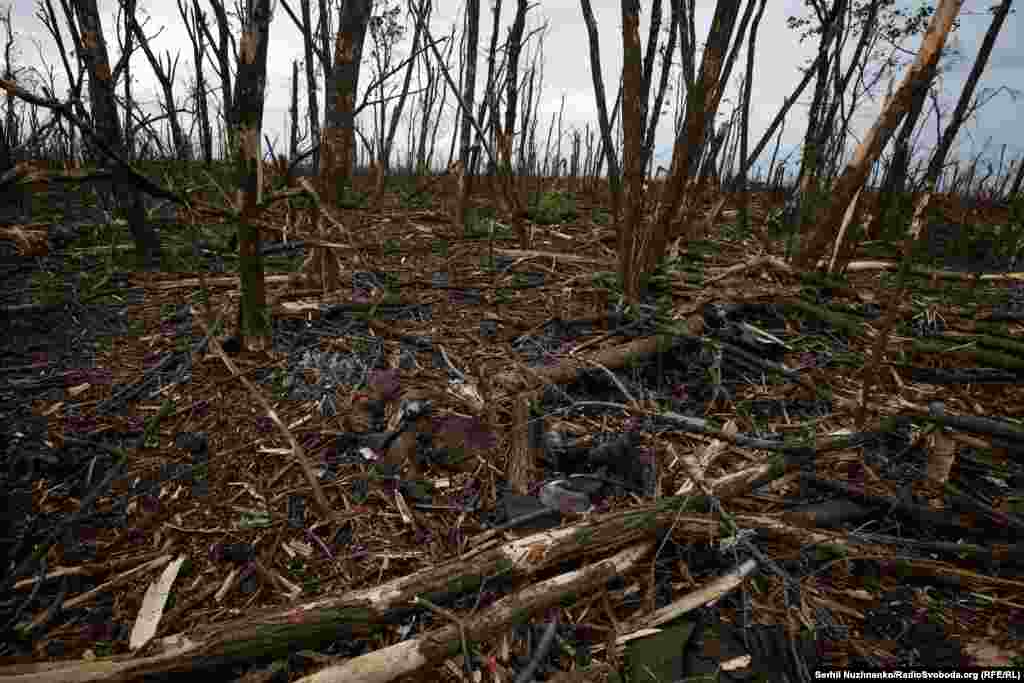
[864,62,935,241]
[231,0,275,352]
[129,11,192,161]
[923,0,1013,188]
[380,6,421,180]
[299,0,320,170]
[791,0,847,225]
[642,0,678,176]
[654,0,742,255]
[619,0,647,301]
[794,0,964,270]
[690,0,757,172]
[320,0,371,202]
[579,0,622,221]
[1010,154,1024,200]
[289,59,300,160]
[180,0,213,164]
[72,0,162,268]
[200,0,236,159]
[736,0,768,234]
[455,0,480,227]
[500,0,528,218]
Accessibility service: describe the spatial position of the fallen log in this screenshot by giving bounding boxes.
[294,543,654,683]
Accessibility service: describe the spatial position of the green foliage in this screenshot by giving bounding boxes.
[591,206,611,225]
[30,270,65,306]
[527,190,578,225]
[338,185,368,209]
[398,186,433,208]
[942,220,1024,269]
[463,207,511,240]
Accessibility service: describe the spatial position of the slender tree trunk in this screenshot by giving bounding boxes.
[580,0,622,221]
[381,6,422,179]
[71,0,162,268]
[924,0,1013,185]
[619,0,647,300]
[299,0,320,171]
[321,0,371,202]
[1009,154,1024,199]
[456,0,480,226]
[231,0,275,351]
[865,63,935,241]
[655,0,742,254]
[736,0,767,235]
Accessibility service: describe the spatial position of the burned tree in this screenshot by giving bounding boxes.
[71,0,162,267]
[231,0,276,352]
[321,0,372,201]
[794,0,965,270]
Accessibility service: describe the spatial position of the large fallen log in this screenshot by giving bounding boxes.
[294,543,655,683]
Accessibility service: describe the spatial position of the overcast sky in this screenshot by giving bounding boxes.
[8,0,1023,186]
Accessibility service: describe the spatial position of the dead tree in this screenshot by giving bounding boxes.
[231,0,275,352]
[499,0,528,205]
[377,3,422,189]
[71,0,162,267]
[299,0,321,170]
[651,0,743,264]
[321,0,371,201]
[865,62,937,241]
[791,0,848,216]
[198,0,237,160]
[922,0,1014,193]
[454,0,480,227]
[619,0,646,300]
[736,0,769,234]
[178,0,214,164]
[127,0,192,161]
[794,0,965,271]
[579,0,623,222]
[1010,154,1024,200]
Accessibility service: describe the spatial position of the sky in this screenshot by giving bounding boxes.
[5,0,1022,189]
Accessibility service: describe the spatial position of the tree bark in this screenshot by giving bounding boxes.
[71,0,162,268]
[653,0,742,258]
[619,0,647,300]
[321,0,371,202]
[455,0,480,227]
[579,0,622,220]
[736,0,768,234]
[231,0,275,351]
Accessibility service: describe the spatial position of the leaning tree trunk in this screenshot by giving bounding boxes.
[71,0,162,268]
[580,0,623,225]
[231,0,275,352]
[922,0,1013,190]
[864,63,936,241]
[320,0,371,203]
[794,0,964,271]
[652,0,742,262]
